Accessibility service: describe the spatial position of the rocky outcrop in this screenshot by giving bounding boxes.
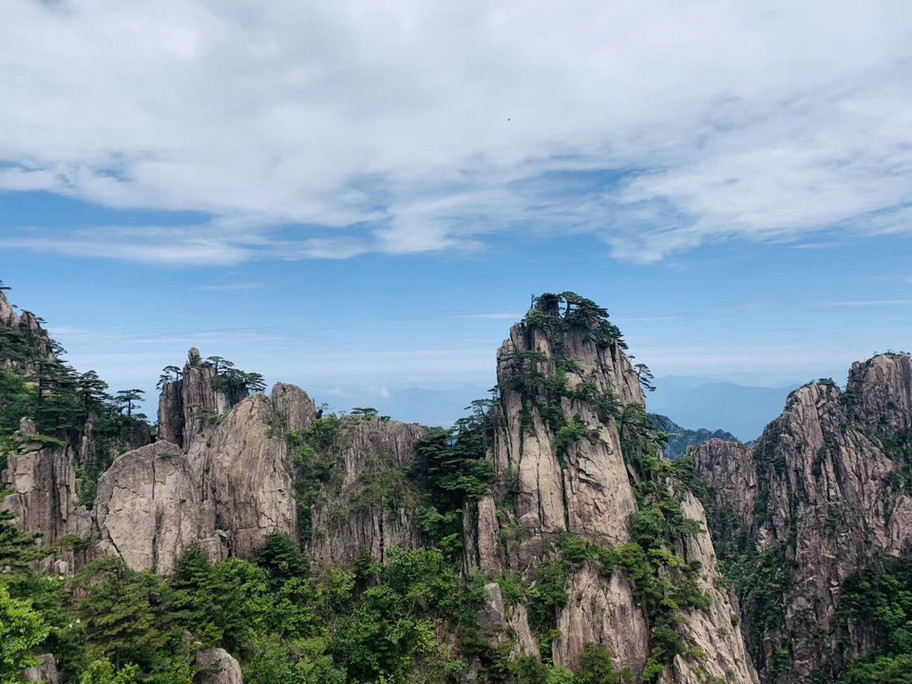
[692,353,912,682]
[466,300,757,681]
[479,583,540,659]
[21,653,59,683]
[272,382,318,433]
[1,418,91,572]
[94,441,220,574]
[95,386,299,571]
[0,289,17,327]
[157,380,184,447]
[308,416,426,565]
[551,564,648,670]
[195,648,243,684]
[0,290,55,370]
[187,393,297,558]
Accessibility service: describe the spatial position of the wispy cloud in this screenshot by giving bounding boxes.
[1,1,911,263]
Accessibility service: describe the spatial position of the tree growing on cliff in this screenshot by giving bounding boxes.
[156,366,182,390]
[114,389,145,418]
[634,363,656,392]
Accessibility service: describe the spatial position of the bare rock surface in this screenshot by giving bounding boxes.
[94,441,217,573]
[272,382,318,433]
[96,392,298,570]
[1,418,91,555]
[187,393,297,558]
[21,653,59,683]
[195,648,243,684]
[692,353,912,682]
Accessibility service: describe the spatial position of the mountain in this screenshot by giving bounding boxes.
[648,413,738,460]
[0,289,757,683]
[690,353,912,682]
[4,286,911,684]
[648,377,800,441]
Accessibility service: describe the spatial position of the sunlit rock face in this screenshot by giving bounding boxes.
[465,298,757,681]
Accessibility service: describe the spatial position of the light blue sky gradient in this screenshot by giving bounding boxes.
[1,1,910,433]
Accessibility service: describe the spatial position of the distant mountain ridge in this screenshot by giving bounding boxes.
[648,376,800,441]
[648,413,739,460]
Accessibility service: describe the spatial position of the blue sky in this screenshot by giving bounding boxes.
[1,1,911,432]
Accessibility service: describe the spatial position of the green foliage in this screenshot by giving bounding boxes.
[841,654,912,683]
[0,508,42,572]
[0,584,50,681]
[577,643,634,683]
[834,555,912,681]
[615,402,711,681]
[206,356,266,404]
[0,311,154,509]
[288,415,342,542]
[528,292,627,350]
[80,660,142,684]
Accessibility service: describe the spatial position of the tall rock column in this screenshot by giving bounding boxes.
[466,295,757,681]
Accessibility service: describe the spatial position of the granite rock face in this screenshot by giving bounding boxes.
[307,416,426,565]
[466,306,757,681]
[692,353,912,682]
[94,441,218,574]
[0,418,92,573]
[21,653,60,683]
[157,348,232,449]
[94,386,299,571]
[195,648,243,684]
[186,392,298,559]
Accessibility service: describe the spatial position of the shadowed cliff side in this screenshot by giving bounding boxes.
[691,352,912,682]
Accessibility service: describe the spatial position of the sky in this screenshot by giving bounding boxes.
[1,1,911,433]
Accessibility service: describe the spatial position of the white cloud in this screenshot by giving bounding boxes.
[1,0,911,262]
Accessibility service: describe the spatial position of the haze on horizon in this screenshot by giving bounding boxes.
[1,1,910,436]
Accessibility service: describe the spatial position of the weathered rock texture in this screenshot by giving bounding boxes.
[94,385,302,571]
[307,416,427,565]
[195,648,243,684]
[21,653,60,683]
[0,418,92,573]
[692,352,912,682]
[157,348,233,448]
[94,441,218,574]
[0,290,56,372]
[466,306,757,681]
[186,392,298,559]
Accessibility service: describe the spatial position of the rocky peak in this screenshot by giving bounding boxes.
[271,382,318,433]
[691,352,912,682]
[157,348,233,448]
[0,289,19,327]
[467,294,757,681]
[846,352,912,431]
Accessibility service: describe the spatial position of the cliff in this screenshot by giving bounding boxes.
[464,294,757,681]
[691,352,912,682]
